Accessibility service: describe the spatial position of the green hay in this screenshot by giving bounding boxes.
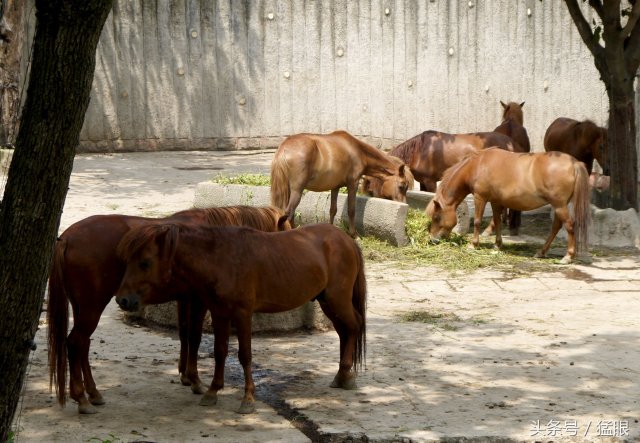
[211,173,271,187]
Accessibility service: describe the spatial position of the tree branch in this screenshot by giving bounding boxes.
[564,0,606,61]
[622,0,640,38]
[588,0,605,21]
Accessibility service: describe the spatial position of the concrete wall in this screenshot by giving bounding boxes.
[22,1,608,153]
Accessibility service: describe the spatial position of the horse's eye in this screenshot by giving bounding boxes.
[139,260,151,271]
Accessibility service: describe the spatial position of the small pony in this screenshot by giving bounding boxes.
[114,223,367,414]
[544,117,609,175]
[270,130,409,237]
[427,148,591,264]
[48,206,290,414]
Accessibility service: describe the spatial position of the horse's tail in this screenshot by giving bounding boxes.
[351,242,367,373]
[572,161,592,253]
[270,151,290,210]
[48,237,69,407]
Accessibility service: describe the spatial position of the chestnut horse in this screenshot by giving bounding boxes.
[389,130,517,192]
[359,155,414,199]
[114,223,367,414]
[270,130,409,237]
[544,117,609,174]
[428,148,591,264]
[48,206,289,414]
[489,101,532,235]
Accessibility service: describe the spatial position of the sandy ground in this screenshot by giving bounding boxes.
[6,151,640,442]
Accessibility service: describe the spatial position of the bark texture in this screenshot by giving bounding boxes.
[0,1,113,440]
[565,0,640,210]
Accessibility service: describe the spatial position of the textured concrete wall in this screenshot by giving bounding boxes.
[23,1,608,153]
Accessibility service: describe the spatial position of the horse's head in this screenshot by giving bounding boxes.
[500,101,525,126]
[115,224,179,312]
[378,156,414,203]
[426,197,457,242]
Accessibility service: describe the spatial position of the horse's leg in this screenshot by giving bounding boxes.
[535,208,566,260]
[322,284,364,390]
[286,186,304,228]
[200,312,230,407]
[543,206,575,264]
[490,202,504,250]
[68,303,106,414]
[471,197,487,249]
[346,182,358,238]
[177,299,189,385]
[508,209,521,236]
[184,297,207,394]
[329,188,339,225]
[234,312,256,414]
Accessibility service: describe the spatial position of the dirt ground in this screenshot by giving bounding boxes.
[7,151,640,442]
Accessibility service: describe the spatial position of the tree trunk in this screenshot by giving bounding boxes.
[606,85,638,210]
[0,0,25,146]
[0,1,112,440]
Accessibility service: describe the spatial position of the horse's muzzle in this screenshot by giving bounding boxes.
[116,294,140,312]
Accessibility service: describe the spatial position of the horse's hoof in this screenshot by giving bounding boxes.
[330,373,357,390]
[481,230,492,237]
[89,393,105,406]
[559,256,573,265]
[78,402,98,414]
[237,400,256,414]
[180,373,191,386]
[191,382,206,395]
[534,251,545,259]
[199,393,218,406]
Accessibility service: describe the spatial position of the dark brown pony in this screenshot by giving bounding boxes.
[428,148,591,264]
[389,130,516,192]
[359,155,414,199]
[544,117,609,174]
[270,130,409,237]
[48,206,290,414]
[490,101,532,235]
[114,223,367,414]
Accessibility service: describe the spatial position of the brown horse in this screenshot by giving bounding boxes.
[427,148,591,264]
[114,223,367,414]
[389,130,517,192]
[359,155,415,199]
[544,117,609,175]
[489,101,532,235]
[270,130,409,237]
[48,206,290,414]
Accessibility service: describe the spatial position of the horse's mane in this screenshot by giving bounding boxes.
[436,150,479,199]
[175,205,285,231]
[117,223,179,262]
[390,131,435,163]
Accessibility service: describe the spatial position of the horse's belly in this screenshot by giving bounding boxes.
[306,174,345,191]
[500,194,547,211]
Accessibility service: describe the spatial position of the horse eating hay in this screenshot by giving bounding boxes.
[270,130,409,237]
[114,223,367,414]
[427,148,591,264]
[48,206,290,414]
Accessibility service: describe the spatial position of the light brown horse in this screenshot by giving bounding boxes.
[427,148,591,264]
[270,130,409,237]
[114,223,367,414]
[544,117,609,174]
[389,130,517,192]
[489,101,532,235]
[359,155,415,199]
[48,206,290,414]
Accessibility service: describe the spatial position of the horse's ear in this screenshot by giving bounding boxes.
[519,101,525,108]
[277,214,290,231]
[500,101,507,109]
